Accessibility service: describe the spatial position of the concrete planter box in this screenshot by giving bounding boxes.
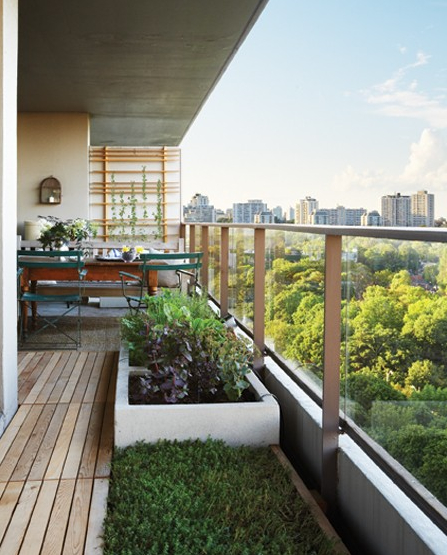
[115,344,280,448]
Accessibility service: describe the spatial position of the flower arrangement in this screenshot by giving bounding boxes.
[121,245,145,262]
[122,245,144,255]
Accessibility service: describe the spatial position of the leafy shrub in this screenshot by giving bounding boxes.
[121,291,253,403]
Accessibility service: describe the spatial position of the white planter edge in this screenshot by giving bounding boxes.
[115,344,280,448]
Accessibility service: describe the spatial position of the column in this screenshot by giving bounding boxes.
[0,0,18,434]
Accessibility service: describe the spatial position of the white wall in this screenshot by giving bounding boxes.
[0,0,18,434]
[17,112,89,237]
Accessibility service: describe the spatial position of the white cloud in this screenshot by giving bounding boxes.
[400,128,447,189]
[333,129,447,195]
[332,165,391,193]
[362,51,447,128]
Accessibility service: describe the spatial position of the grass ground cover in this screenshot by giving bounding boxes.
[103,439,337,554]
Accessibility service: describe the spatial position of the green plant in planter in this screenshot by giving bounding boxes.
[38,216,97,250]
[120,290,253,404]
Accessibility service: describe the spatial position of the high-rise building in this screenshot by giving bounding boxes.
[271,206,284,222]
[381,193,411,226]
[411,190,435,227]
[295,196,318,224]
[254,211,274,224]
[183,193,216,222]
[309,205,365,226]
[361,210,382,226]
[233,199,267,223]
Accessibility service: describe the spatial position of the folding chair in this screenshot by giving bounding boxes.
[120,251,203,312]
[17,250,87,348]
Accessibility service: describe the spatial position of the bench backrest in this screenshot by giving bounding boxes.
[17,249,84,270]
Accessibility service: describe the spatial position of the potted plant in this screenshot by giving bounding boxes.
[38,216,97,249]
[115,290,280,447]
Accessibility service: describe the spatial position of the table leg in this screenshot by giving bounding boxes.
[148,270,158,296]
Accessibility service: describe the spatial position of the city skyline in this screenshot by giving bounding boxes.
[180,0,447,218]
[184,188,436,225]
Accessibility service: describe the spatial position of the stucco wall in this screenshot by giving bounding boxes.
[17,113,89,237]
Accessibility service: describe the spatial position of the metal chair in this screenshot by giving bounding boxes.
[120,251,203,312]
[17,249,87,348]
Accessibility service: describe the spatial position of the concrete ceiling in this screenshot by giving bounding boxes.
[18,0,269,147]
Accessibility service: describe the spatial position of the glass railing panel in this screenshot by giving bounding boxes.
[342,237,447,507]
[228,227,254,331]
[264,229,326,392]
[194,226,202,252]
[208,227,221,300]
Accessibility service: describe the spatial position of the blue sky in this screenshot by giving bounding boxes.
[180,0,447,218]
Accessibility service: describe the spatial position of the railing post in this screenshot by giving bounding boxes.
[189,224,196,252]
[220,227,229,318]
[253,228,265,373]
[321,234,342,511]
[201,225,209,290]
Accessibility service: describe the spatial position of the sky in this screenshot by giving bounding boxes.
[180,0,447,218]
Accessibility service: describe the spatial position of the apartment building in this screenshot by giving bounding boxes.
[233,199,267,223]
[295,196,318,224]
[411,190,435,227]
[381,193,412,226]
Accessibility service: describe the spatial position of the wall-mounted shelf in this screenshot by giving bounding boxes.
[40,176,61,204]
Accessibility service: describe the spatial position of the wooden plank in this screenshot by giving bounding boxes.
[11,405,57,482]
[17,352,42,378]
[47,352,79,404]
[94,351,115,403]
[0,349,118,554]
[40,479,76,555]
[21,353,62,405]
[84,478,109,554]
[62,478,93,555]
[272,446,351,555]
[45,404,81,480]
[28,404,69,481]
[59,352,88,404]
[18,352,53,404]
[0,405,43,482]
[78,403,105,479]
[95,377,115,478]
[62,403,94,480]
[0,480,41,555]
[83,353,106,403]
[106,353,118,404]
[0,482,24,543]
[70,353,96,403]
[19,480,59,555]
[35,352,71,404]
[95,353,117,477]
[0,406,32,466]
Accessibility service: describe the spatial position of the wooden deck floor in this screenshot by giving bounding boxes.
[0,350,117,555]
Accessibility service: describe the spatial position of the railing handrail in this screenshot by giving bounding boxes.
[184,221,447,243]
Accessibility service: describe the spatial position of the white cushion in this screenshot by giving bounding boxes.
[147,247,179,288]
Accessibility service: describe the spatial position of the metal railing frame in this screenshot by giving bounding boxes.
[183,221,447,526]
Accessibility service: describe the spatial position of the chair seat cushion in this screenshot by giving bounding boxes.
[147,248,180,287]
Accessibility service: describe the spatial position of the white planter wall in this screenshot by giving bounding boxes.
[115,345,280,448]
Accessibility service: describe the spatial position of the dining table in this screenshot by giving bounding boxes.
[18,256,158,330]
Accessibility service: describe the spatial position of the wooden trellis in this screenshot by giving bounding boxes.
[89,146,181,243]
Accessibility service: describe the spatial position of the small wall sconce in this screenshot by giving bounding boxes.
[40,176,61,204]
